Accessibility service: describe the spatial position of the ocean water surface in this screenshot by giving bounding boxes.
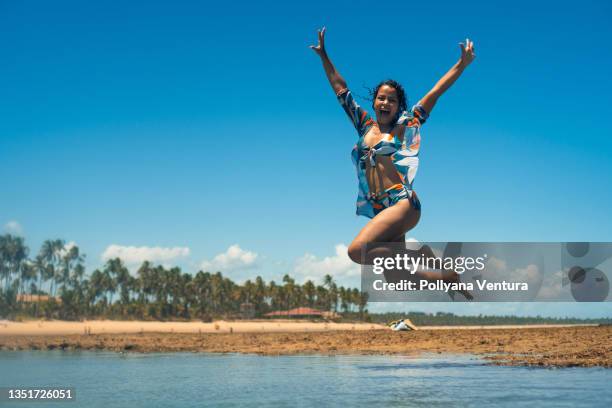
[0,351,611,407]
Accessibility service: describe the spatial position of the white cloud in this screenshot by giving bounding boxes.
[292,244,360,286]
[537,269,573,300]
[512,264,541,283]
[102,245,190,265]
[200,244,258,272]
[486,256,508,272]
[3,220,23,235]
[478,256,542,287]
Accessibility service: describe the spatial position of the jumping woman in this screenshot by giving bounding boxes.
[310,28,475,300]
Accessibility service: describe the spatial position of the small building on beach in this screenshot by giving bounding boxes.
[16,294,62,303]
[240,302,256,319]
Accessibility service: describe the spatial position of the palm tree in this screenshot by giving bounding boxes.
[282,274,296,309]
[89,269,105,310]
[330,283,339,312]
[58,244,84,294]
[153,265,166,305]
[210,272,224,314]
[167,267,182,316]
[223,276,239,314]
[315,285,328,310]
[0,234,10,291]
[180,272,194,318]
[253,276,266,315]
[33,255,47,296]
[19,261,37,299]
[39,239,65,297]
[339,286,349,313]
[357,291,368,319]
[266,280,281,310]
[136,261,153,304]
[303,280,316,307]
[105,258,130,306]
[193,271,212,318]
[0,234,29,295]
[351,288,360,313]
[69,264,87,318]
[31,255,47,317]
[71,263,85,287]
[100,266,116,308]
[323,274,337,311]
[243,279,254,304]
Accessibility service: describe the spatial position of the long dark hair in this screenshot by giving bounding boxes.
[368,79,408,121]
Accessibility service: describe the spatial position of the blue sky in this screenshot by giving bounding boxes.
[1,0,611,317]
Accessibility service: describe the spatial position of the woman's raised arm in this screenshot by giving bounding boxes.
[417,38,476,115]
[310,27,348,95]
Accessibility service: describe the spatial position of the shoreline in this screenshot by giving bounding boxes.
[0,319,385,336]
[0,319,599,336]
[1,321,610,368]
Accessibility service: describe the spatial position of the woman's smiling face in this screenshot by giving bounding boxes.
[373,84,399,127]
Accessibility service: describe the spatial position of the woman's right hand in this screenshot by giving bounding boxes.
[309,27,327,57]
[459,38,476,67]
[311,26,347,94]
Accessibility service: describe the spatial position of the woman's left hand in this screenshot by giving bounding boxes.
[418,38,476,113]
[459,38,476,67]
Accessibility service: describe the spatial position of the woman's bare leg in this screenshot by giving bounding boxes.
[348,204,448,280]
[347,199,420,264]
[348,202,472,299]
[417,244,473,300]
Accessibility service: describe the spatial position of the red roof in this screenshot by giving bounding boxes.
[264,307,324,317]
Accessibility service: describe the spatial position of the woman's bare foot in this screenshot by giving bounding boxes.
[448,273,473,301]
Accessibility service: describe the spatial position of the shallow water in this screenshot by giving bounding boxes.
[0,351,610,407]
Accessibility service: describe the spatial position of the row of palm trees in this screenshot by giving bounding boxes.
[0,234,368,320]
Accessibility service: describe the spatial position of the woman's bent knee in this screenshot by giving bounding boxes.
[348,243,363,264]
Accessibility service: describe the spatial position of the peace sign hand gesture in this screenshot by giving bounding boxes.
[459,38,476,67]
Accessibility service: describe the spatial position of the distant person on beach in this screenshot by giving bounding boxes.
[310,28,475,299]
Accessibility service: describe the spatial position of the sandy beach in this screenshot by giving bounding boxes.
[1,320,610,368]
[0,319,598,336]
[0,319,385,335]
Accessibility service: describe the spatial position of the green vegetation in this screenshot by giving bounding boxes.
[0,234,367,321]
[3,234,610,325]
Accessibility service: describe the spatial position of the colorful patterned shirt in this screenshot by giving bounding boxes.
[337,88,429,218]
